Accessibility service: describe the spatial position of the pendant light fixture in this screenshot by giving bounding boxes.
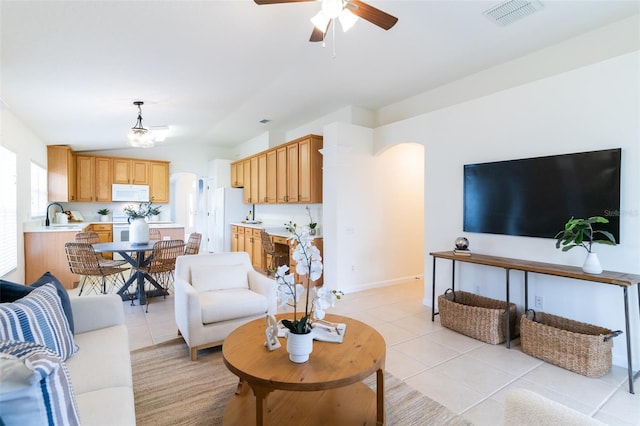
[127,101,155,148]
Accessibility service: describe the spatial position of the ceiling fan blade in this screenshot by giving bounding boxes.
[309,21,331,42]
[254,0,314,4]
[348,0,398,30]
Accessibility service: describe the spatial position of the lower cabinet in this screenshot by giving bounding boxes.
[24,231,80,289]
[230,225,322,285]
[88,223,113,259]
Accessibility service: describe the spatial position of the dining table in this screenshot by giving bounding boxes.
[92,240,164,305]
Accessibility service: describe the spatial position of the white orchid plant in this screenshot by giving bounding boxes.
[275,221,342,334]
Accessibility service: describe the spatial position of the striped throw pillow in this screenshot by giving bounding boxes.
[0,283,78,361]
[0,339,80,426]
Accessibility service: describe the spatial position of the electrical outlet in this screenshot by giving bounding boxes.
[351,265,355,271]
[534,296,544,309]
[475,285,480,294]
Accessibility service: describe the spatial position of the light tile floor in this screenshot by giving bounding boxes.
[123,279,639,425]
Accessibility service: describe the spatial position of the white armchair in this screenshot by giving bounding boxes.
[174,252,277,360]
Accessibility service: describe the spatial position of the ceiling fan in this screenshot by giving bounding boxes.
[254,0,398,42]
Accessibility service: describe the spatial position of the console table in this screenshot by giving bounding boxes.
[430,251,640,394]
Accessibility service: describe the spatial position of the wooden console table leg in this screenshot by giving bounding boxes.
[376,368,384,426]
[431,257,437,321]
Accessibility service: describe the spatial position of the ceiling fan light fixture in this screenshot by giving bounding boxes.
[128,101,156,148]
[338,9,358,32]
[321,0,343,19]
[311,10,330,32]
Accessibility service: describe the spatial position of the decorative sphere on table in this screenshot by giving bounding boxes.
[454,237,469,250]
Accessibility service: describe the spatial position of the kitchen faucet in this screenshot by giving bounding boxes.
[45,202,65,227]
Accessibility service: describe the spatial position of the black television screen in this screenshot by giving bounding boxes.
[463,148,621,241]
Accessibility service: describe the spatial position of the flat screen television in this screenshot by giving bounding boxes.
[463,148,621,241]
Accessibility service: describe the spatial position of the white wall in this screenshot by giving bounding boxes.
[375,50,640,368]
[322,123,425,293]
[1,108,47,282]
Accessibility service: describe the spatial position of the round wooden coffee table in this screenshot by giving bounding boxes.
[222,314,386,425]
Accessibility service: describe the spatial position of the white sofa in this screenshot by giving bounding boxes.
[174,252,277,360]
[67,294,136,425]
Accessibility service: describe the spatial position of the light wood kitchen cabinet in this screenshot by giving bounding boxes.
[230,161,244,188]
[231,225,245,252]
[249,156,259,204]
[286,142,299,203]
[290,237,324,286]
[229,135,323,204]
[47,145,76,202]
[244,230,254,264]
[87,223,113,259]
[149,161,170,203]
[243,158,251,204]
[294,135,323,203]
[266,149,277,203]
[76,155,112,202]
[113,158,149,185]
[252,229,263,270]
[24,231,80,288]
[257,153,267,204]
[276,146,288,203]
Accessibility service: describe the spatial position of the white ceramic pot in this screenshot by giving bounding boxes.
[100,215,110,222]
[129,218,149,245]
[583,252,603,274]
[286,330,313,363]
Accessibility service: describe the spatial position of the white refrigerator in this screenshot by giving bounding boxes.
[209,187,245,252]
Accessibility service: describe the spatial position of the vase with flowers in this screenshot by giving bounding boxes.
[306,206,318,235]
[123,200,157,244]
[275,221,341,363]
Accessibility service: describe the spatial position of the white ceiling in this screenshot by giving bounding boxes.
[1,0,638,152]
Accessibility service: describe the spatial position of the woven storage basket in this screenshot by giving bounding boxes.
[438,289,517,344]
[520,310,621,377]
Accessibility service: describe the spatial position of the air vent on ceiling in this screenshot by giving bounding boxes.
[483,0,544,26]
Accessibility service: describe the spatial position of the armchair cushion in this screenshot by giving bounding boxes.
[191,264,248,292]
[200,288,268,324]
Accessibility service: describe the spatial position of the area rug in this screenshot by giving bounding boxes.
[131,338,470,426]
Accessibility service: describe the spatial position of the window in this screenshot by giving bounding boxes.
[31,161,48,217]
[0,146,17,277]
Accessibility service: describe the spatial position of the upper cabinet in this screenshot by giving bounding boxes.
[113,158,149,185]
[149,161,170,203]
[47,145,76,202]
[230,134,323,205]
[230,161,244,188]
[76,155,112,202]
[46,146,170,203]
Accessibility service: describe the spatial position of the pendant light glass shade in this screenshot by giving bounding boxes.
[128,101,155,148]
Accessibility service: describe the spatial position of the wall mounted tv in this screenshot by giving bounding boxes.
[463,148,621,242]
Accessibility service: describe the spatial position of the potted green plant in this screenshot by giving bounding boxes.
[306,206,318,235]
[97,208,110,222]
[148,206,162,222]
[554,216,616,274]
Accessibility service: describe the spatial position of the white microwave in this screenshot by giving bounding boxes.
[112,184,150,202]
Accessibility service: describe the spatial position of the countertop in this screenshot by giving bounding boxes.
[24,221,185,233]
[230,222,321,239]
